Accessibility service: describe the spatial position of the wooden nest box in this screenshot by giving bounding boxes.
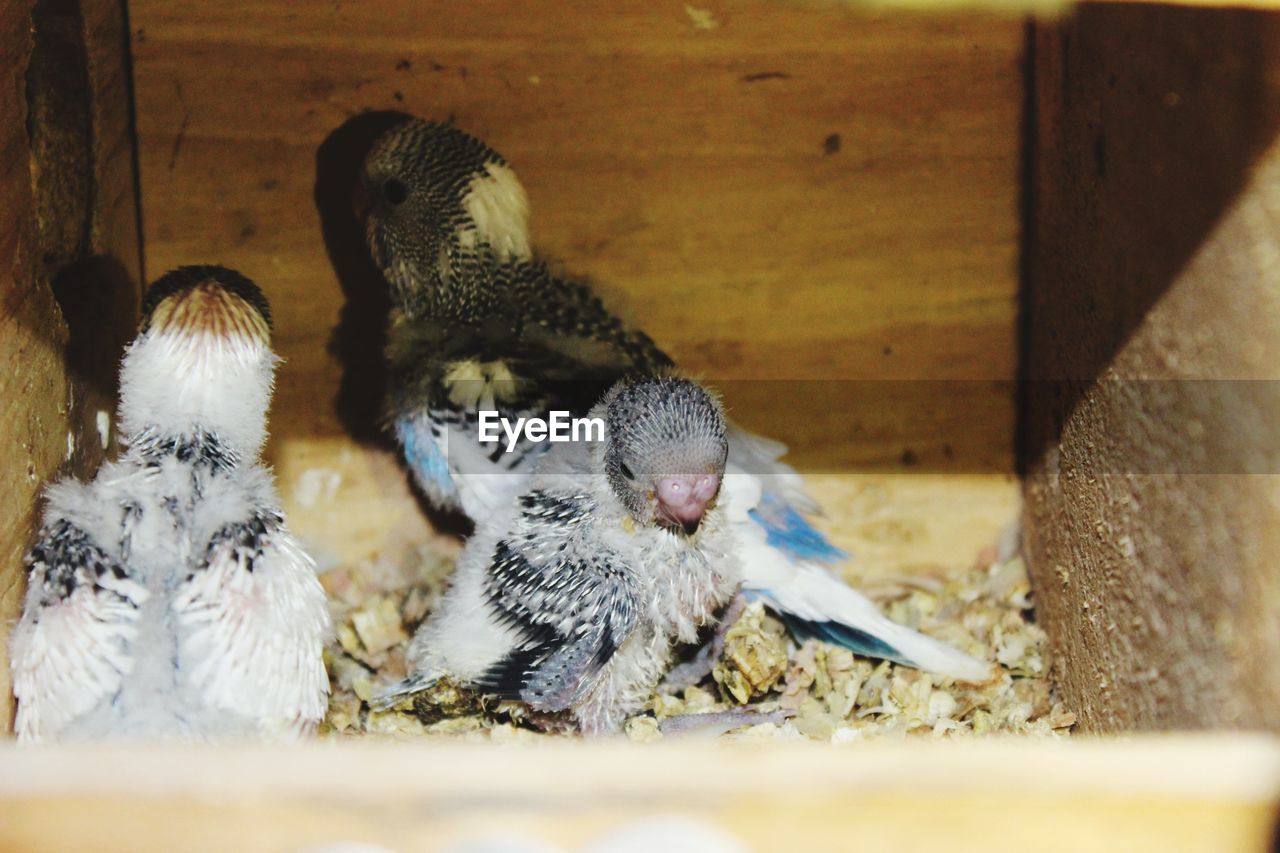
[2,0,1280,849]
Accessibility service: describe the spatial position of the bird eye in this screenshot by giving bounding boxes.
[382,178,408,206]
[619,462,636,481]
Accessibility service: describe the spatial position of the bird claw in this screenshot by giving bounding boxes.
[368,671,442,711]
[660,593,749,693]
[660,640,723,693]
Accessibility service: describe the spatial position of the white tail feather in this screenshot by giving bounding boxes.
[736,523,995,683]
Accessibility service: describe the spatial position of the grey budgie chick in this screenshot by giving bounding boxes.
[391,376,738,735]
[9,266,331,743]
[359,118,994,683]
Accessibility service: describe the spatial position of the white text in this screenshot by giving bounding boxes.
[477,410,605,453]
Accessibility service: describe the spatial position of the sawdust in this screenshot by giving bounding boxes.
[320,540,1074,742]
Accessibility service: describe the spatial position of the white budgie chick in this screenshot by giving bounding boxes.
[9,265,331,743]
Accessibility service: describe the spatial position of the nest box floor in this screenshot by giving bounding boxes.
[306,467,1073,741]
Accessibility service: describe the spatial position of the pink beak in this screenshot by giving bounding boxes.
[655,473,721,535]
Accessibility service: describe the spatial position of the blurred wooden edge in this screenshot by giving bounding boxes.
[825,0,1280,14]
[0,735,1278,851]
[5,734,1278,800]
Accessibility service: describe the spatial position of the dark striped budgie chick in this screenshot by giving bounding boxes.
[10,266,330,742]
[361,120,671,518]
[378,376,741,735]
[360,118,994,683]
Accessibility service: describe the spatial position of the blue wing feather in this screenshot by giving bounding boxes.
[741,581,993,680]
[747,490,848,563]
[774,609,903,662]
[740,587,899,661]
[395,415,459,503]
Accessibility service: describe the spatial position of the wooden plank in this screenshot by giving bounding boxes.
[0,0,142,732]
[0,0,65,735]
[130,4,1020,388]
[804,472,1019,577]
[1023,5,1280,731]
[0,736,1277,851]
[825,0,1280,13]
[129,0,1022,572]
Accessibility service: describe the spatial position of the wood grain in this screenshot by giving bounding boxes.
[0,0,65,734]
[130,3,1021,388]
[0,735,1277,851]
[1023,4,1280,731]
[128,0,1023,568]
[0,0,142,732]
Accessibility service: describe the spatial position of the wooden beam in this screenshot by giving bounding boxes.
[1023,4,1280,730]
[0,736,1277,851]
[0,0,142,731]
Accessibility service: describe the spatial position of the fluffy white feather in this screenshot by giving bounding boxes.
[10,270,330,742]
[118,329,276,459]
[173,470,331,740]
[462,162,532,262]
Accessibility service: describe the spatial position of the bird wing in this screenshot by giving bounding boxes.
[10,517,150,743]
[725,421,848,565]
[514,263,673,380]
[390,262,669,519]
[172,506,330,739]
[394,409,464,510]
[474,507,639,712]
[438,405,551,519]
[740,545,996,682]
[721,460,995,683]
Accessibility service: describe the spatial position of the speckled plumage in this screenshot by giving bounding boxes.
[363,119,670,517]
[362,119,994,682]
[9,267,330,743]
[391,377,739,734]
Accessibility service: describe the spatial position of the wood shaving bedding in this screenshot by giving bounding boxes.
[320,541,1074,742]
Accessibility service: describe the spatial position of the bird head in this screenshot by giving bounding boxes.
[359,119,531,320]
[119,265,276,460]
[602,377,728,537]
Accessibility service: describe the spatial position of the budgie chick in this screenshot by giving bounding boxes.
[9,266,331,742]
[388,376,738,735]
[361,119,994,683]
[360,121,671,519]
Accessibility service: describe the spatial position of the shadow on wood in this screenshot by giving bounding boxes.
[1021,3,1280,731]
[49,255,138,462]
[314,109,475,538]
[314,109,411,447]
[1021,2,1280,465]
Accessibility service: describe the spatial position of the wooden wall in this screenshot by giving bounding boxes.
[1023,4,1280,731]
[128,0,1024,566]
[0,0,141,731]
